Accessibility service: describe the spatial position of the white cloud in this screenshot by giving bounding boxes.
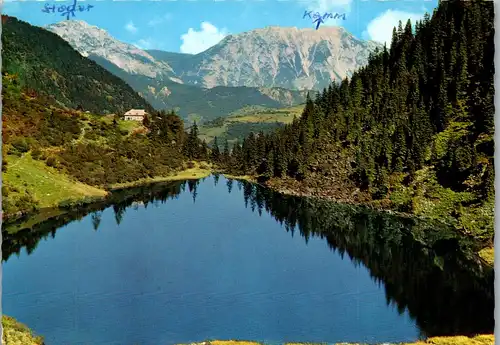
[134,38,161,50]
[148,13,172,26]
[363,9,426,46]
[308,0,352,13]
[125,21,138,34]
[180,22,228,55]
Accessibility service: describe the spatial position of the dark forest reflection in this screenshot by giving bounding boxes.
[235,179,494,338]
[2,175,494,339]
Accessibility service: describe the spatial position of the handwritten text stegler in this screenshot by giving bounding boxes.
[42,0,94,21]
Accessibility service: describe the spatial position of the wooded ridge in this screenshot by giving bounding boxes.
[211,0,495,244]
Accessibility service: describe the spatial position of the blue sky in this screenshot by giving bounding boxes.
[3,0,438,54]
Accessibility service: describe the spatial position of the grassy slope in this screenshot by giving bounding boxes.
[4,151,210,214]
[107,160,211,189]
[2,98,210,219]
[2,316,44,345]
[478,247,494,266]
[198,105,305,143]
[175,335,495,345]
[228,104,304,124]
[3,151,211,232]
[2,64,212,224]
[4,153,107,208]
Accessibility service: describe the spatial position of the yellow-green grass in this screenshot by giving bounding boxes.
[228,105,304,125]
[4,153,108,208]
[198,124,229,143]
[211,341,263,345]
[3,158,213,233]
[118,119,141,133]
[108,161,212,189]
[479,247,494,266]
[5,155,212,202]
[398,334,494,345]
[222,174,256,183]
[175,335,494,345]
[188,113,204,124]
[98,114,115,124]
[2,316,44,345]
[84,113,141,135]
[198,105,304,143]
[176,341,263,345]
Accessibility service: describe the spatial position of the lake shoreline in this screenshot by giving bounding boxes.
[2,162,212,230]
[1,313,494,345]
[5,165,494,266]
[222,174,427,220]
[3,168,494,266]
[220,173,494,267]
[3,177,494,345]
[2,315,45,345]
[176,336,495,345]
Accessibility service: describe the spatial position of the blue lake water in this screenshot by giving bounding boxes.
[2,176,494,345]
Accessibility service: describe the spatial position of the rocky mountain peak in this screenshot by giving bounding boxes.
[47,21,382,91]
[46,20,173,78]
[178,25,382,90]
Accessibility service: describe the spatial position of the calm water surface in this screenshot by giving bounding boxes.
[2,176,494,345]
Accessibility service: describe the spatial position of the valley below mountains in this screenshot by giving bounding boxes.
[46,20,381,123]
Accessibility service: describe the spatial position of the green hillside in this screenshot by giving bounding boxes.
[216,0,495,245]
[2,75,212,220]
[199,105,305,144]
[1,15,154,115]
[1,16,213,220]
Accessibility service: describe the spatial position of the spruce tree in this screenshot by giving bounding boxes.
[211,136,221,162]
[211,0,494,220]
[142,114,151,128]
[223,139,230,162]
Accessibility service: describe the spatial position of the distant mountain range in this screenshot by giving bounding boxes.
[46,20,382,122]
[147,26,382,90]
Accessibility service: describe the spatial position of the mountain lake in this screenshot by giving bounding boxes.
[2,175,495,345]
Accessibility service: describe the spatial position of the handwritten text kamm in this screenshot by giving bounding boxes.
[303,11,346,30]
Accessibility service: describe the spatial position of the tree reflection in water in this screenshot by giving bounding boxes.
[2,175,494,338]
